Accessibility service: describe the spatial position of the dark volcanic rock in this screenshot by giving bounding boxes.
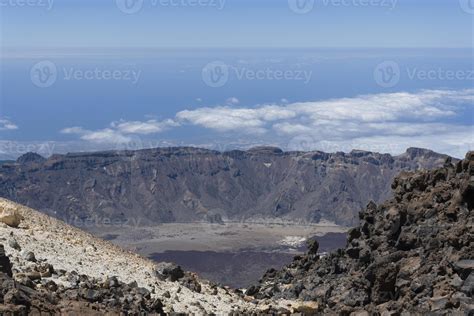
[252,152,474,314]
[0,147,451,226]
[0,245,12,277]
[154,262,185,282]
[16,152,46,164]
[0,257,169,315]
[8,238,21,251]
[21,251,36,263]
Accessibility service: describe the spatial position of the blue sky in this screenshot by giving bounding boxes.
[1,0,473,48]
[0,0,473,159]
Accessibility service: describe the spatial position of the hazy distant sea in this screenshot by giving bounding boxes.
[1,48,472,155]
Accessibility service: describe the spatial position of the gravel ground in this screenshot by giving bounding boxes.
[89,221,347,255]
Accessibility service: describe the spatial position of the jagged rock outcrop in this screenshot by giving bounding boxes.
[0,147,451,227]
[252,152,474,314]
[15,152,46,165]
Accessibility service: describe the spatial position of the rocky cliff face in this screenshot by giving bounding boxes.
[251,152,474,314]
[0,147,450,226]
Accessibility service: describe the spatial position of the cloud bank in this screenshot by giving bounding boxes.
[0,119,18,131]
[60,89,474,157]
[61,119,179,144]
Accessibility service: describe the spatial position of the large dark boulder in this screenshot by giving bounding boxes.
[154,262,185,282]
[0,245,12,277]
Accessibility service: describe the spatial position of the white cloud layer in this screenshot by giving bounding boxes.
[226,97,240,106]
[177,89,471,134]
[61,127,132,144]
[59,89,473,157]
[175,89,473,157]
[112,119,179,135]
[61,119,179,144]
[176,105,296,133]
[0,119,18,131]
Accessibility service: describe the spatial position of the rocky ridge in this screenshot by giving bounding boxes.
[251,152,474,314]
[0,147,451,227]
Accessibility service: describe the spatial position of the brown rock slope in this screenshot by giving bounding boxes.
[0,147,451,227]
[252,153,474,314]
